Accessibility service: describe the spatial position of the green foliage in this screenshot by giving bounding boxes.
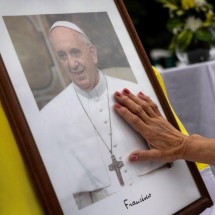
[196,28,213,42]
[177,30,193,50]
[157,0,215,51]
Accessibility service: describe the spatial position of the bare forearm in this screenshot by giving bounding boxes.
[184,134,215,165]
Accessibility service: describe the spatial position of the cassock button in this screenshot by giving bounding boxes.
[99,108,103,112]
[104,120,108,124]
[124,169,127,173]
[129,182,132,186]
[114,144,118,148]
[118,156,122,160]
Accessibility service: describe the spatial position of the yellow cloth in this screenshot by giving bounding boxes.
[0,102,44,215]
[0,67,207,214]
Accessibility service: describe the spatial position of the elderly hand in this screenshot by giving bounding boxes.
[113,89,190,163]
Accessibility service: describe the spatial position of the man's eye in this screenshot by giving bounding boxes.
[57,52,67,61]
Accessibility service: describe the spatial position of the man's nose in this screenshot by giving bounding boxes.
[67,56,78,70]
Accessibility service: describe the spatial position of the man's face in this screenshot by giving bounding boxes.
[50,27,99,90]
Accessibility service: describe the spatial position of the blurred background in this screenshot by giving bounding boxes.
[124,0,215,69]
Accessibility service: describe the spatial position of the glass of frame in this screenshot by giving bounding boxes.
[0,0,212,214]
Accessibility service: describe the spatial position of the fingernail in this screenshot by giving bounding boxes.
[130,154,139,161]
[139,91,144,96]
[114,103,121,109]
[123,88,130,94]
[115,91,122,97]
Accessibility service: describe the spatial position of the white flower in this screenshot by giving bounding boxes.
[185,16,202,32]
[194,0,206,7]
[173,27,181,35]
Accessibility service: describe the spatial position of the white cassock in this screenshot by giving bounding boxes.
[39,71,164,213]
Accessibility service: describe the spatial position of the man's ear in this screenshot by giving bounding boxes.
[89,45,98,64]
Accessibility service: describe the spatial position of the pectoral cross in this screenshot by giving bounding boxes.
[109,154,124,185]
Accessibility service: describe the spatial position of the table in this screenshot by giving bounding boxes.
[160,60,215,214]
[160,60,215,139]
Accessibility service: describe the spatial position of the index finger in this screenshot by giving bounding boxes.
[114,103,147,136]
[114,91,150,124]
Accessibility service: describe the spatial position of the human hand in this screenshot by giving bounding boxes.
[113,89,189,163]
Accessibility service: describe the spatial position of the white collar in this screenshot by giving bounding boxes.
[72,71,106,99]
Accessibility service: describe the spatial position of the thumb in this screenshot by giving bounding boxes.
[129,149,163,162]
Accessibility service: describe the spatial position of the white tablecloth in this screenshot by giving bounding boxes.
[160,60,215,138]
[160,61,215,214]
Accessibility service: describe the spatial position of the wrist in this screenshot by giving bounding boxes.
[182,134,203,162]
[180,134,193,160]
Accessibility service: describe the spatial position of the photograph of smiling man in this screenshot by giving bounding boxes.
[42,18,164,210]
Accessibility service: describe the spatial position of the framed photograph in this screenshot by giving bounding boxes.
[0,0,212,214]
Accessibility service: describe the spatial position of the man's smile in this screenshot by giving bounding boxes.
[70,69,84,75]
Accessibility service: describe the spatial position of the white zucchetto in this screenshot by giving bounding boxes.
[49,21,88,39]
